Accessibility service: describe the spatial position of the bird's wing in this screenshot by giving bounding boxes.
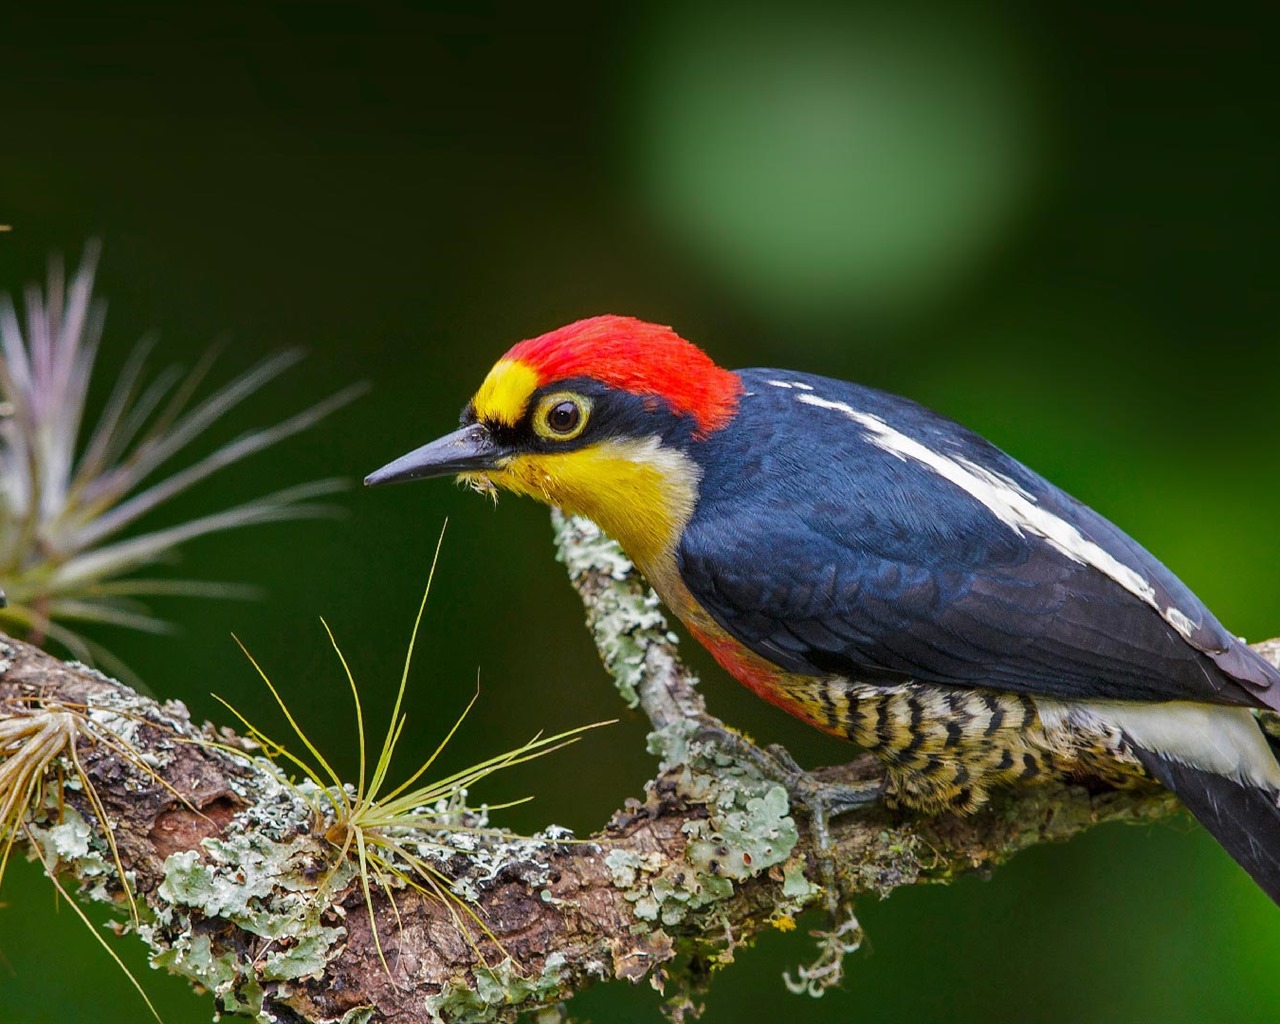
[679,373,1280,710]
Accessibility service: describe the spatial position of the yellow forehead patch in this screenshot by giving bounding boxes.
[472,358,541,427]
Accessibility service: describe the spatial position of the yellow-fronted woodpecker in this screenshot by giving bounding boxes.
[367,315,1280,904]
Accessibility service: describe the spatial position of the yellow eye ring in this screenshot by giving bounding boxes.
[532,391,591,441]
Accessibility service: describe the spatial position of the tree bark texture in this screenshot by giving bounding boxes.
[3,513,1271,1023]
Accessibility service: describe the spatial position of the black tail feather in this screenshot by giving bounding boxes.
[1134,746,1280,906]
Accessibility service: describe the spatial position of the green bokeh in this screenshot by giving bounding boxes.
[2,3,1279,1023]
[631,3,1043,325]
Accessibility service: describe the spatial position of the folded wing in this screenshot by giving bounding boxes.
[681,371,1280,711]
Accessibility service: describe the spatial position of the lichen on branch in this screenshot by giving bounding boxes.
[0,512,1236,1023]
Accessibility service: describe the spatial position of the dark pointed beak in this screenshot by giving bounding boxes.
[364,423,504,487]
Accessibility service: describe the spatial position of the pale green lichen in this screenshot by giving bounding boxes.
[553,513,677,710]
[424,953,569,1024]
[44,813,94,859]
[12,513,835,1020]
[9,656,599,1023]
[643,680,700,771]
[527,1006,570,1024]
[2,703,356,1023]
[553,514,635,584]
[603,848,664,889]
[552,512,822,940]
[26,803,120,900]
[389,815,582,906]
[142,750,593,1020]
[782,857,819,900]
[684,781,794,883]
[159,834,349,953]
[149,931,240,1002]
[18,780,304,1013]
[144,770,356,1017]
[611,767,805,929]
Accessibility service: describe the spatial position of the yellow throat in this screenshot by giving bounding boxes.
[466,436,701,572]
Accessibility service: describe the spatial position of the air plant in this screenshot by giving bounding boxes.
[220,531,612,971]
[0,694,195,1023]
[0,242,362,675]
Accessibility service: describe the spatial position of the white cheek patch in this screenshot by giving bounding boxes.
[614,435,700,478]
[795,392,1200,640]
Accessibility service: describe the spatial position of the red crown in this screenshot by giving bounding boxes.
[504,315,742,435]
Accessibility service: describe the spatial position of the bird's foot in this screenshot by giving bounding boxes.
[692,721,882,915]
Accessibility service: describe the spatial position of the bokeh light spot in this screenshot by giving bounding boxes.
[632,3,1046,324]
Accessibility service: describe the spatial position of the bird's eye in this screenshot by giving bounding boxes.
[532,392,590,441]
[547,401,579,433]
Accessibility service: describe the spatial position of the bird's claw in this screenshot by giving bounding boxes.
[691,719,883,916]
[691,720,881,813]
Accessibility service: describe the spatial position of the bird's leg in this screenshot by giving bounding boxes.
[692,721,882,914]
[765,742,882,916]
[691,721,882,814]
[763,741,884,816]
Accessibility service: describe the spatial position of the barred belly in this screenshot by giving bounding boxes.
[773,674,1152,814]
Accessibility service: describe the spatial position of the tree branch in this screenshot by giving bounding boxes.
[4,512,1270,1022]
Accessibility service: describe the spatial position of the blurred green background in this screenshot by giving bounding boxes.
[2,2,1279,1022]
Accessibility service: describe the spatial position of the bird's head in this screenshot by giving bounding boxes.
[365,315,742,567]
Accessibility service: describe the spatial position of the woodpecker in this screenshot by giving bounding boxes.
[366,315,1280,903]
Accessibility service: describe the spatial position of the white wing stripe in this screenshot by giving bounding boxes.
[795,392,1201,639]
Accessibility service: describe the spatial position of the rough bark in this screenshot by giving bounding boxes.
[2,512,1272,1023]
